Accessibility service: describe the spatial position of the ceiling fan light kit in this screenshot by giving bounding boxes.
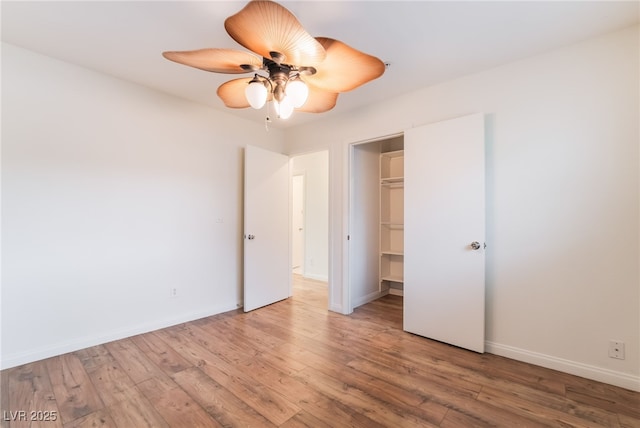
[245,74,268,109]
[163,0,385,120]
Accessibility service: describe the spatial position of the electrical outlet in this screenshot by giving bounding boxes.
[609,340,625,360]
[170,287,178,298]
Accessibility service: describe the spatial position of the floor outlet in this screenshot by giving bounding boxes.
[608,340,625,360]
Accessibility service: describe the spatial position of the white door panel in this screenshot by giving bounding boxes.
[404,114,485,353]
[244,145,291,312]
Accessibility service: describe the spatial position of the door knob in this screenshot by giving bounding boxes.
[247,234,255,240]
[470,241,481,250]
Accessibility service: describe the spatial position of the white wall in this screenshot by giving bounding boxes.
[350,142,383,306]
[291,151,329,282]
[284,26,640,390]
[1,43,284,369]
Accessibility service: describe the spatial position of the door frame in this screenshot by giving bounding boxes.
[342,131,404,314]
[291,173,305,274]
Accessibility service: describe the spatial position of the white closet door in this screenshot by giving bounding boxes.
[244,145,291,312]
[404,114,486,353]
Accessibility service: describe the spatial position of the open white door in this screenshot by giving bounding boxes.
[244,145,290,312]
[404,114,485,353]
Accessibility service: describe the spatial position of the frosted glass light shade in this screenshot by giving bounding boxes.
[286,79,309,108]
[245,80,268,109]
[274,98,294,119]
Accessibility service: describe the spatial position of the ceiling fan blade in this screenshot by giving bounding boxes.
[225,0,326,66]
[163,48,263,73]
[304,37,386,93]
[297,84,338,113]
[217,78,254,108]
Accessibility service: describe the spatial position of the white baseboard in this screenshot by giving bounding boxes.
[352,289,389,309]
[302,273,329,282]
[0,304,238,370]
[329,303,344,314]
[485,341,640,392]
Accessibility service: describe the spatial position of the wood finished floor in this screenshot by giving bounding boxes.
[2,275,639,427]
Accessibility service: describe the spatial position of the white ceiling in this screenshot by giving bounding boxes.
[2,1,638,128]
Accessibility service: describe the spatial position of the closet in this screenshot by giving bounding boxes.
[350,113,486,353]
[350,135,404,307]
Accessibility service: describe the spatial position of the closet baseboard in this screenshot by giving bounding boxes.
[352,289,389,309]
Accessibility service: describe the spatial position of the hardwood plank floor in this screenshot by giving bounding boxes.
[2,275,639,427]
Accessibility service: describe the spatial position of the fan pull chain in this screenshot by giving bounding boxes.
[264,102,271,131]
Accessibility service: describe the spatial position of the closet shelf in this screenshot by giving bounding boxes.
[381,250,404,256]
[381,222,403,229]
[381,150,404,159]
[381,177,404,185]
[380,148,404,296]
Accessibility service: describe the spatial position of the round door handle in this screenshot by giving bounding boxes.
[470,241,481,250]
[247,234,255,240]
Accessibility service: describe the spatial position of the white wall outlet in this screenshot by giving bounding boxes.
[608,340,625,359]
[170,287,178,298]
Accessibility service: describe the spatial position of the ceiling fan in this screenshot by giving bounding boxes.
[163,0,386,120]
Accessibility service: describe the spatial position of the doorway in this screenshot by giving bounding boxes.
[349,135,404,310]
[290,151,329,308]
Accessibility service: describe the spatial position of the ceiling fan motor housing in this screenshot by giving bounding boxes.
[265,59,292,102]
